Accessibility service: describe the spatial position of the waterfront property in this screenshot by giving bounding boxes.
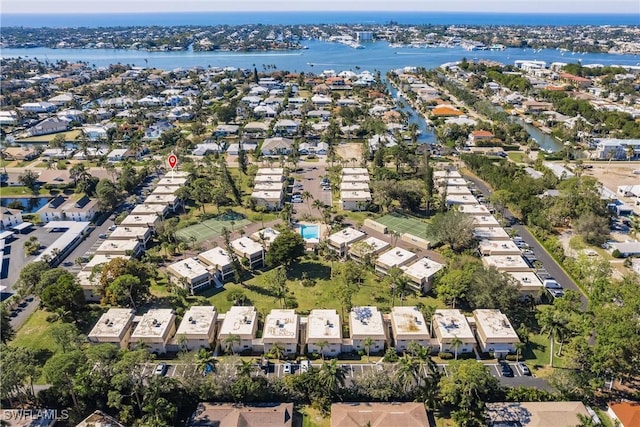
[431,309,476,354]
[37,195,99,223]
[262,309,300,356]
[130,309,177,354]
[390,306,431,352]
[217,306,258,354]
[306,309,342,357]
[87,308,136,349]
[472,309,520,358]
[174,306,218,351]
[349,306,387,353]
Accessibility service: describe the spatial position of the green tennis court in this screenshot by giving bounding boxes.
[176,217,252,243]
[375,213,430,240]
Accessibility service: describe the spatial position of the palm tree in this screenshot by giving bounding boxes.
[236,360,253,378]
[450,335,463,360]
[514,342,526,363]
[363,337,373,362]
[279,203,293,224]
[269,342,285,361]
[318,360,346,399]
[538,308,568,367]
[316,340,329,360]
[395,354,420,392]
[196,348,216,374]
[301,190,313,211]
[312,198,325,216]
[223,334,241,355]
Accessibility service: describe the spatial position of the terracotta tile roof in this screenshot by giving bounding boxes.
[432,105,463,116]
[609,401,640,427]
[472,130,494,137]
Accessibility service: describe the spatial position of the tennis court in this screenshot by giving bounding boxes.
[375,213,430,240]
[176,217,251,243]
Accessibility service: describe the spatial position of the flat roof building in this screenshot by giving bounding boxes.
[478,239,522,256]
[230,237,264,269]
[254,174,285,183]
[473,309,520,357]
[88,308,136,349]
[349,236,390,263]
[218,306,258,354]
[506,271,544,298]
[198,247,235,283]
[340,191,372,211]
[145,193,182,212]
[131,203,169,218]
[445,185,473,196]
[446,194,478,206]
[433,170,462,179]
[473,215,500,227]
[95,238,142,257]
[306,309,342,357]
[340,174,370,183]
[432,309,476,354]
[375,247,417,275]
[482,255,531,272]
[342,167,369,175]
[250,227,280,248]
[167,258,212,294]
[120,214,161,230]
[130,309,177,354]
[473,226,511,241]
[457,204,491,216]
[174,306,218,351]
[251,190,284,210]
[401,257,445,293]
[349,306,387,353]
[263,309,300,355]
[339,181,370,191]
[151,185,179,196]
[157,176,188,187]
[256,167,285,176]
[109,226,152,247]
[83,254,130,272]
[254,181,285,192]
[328,227,366,257]
[390,306,431,352]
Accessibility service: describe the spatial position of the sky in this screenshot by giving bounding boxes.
[2,0,639,14]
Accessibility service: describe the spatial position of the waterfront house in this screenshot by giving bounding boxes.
[28,117,69,136]
[0,208,23,231]
[38,195,99,223]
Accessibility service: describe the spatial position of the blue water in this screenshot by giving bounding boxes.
[298,224,319,240]
[0,197,51,213]
[3,41,639,74]
[2,12,639,27]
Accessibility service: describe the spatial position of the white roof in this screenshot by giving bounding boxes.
[109,226,150,240]
[349,236,390,256]
[446,194,478,205]
[457,204,491,216]
[478,239,522,255]
[307,309,341,341]
[88,308,135,339]
[254,174,284,183]
[152,185,179,195]
[145,193,178,205]
[120,214,159,227]
[131,309,175,340]
[262,309,299,341]
[473,215,500,227]
[329,227,366,247]
[473,309,519,340]
[341,174,370,183]
[83,254,130,271]
[251,190,283,201]
[167,258,210,280]
[445,185,473,195]
[176,306,217,337]
[230,237,263,257]
[433,309,475,340]
[219,306,258,338]
[349,306,386,339]
[473,227,511,241]
[402,257,445,280]
[254,181,284,191]
[256,167,285,175]
[506,271,544,290]
[340,181,370,191]
[433,170,462,179]
[391,306,429,336]
[131,204,168,216]
[251,228,280,244]
[342,167,369,175]
[157,177,188,187]
[482,255,531,272]
[34,221,91,263]
[340,190,372,201]
[376,247,417,269]
[198,247,233,268]
[95,239,140,254]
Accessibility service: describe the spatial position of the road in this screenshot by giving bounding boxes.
[463,174,588,310]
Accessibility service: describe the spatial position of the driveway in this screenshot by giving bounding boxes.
[463,174,588,310]
[291,165,332,219]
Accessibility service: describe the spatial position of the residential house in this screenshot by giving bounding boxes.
[0,208,23,231]
[431,105,464,117]
[486,402,591,427]
[76,410,125,427]
[82,125,108,141]
[273,120,299,136]
[306,309,342,356]
[331,402,428,427]
[187,403,293,427]
[468,130,494,145]
[28,117,69,136]
[218,306,258,354]
[230,237,264,269]
[472,309,520,358]
[401,257,445,293]
[328,227,366,257]
[349,306,387,353]
[261,137,294,156]
[130,309,177,354]
[21,101,57,113]
[390,306,432,352]
[593,138,640,160]
[250,227,280,248]
[214,124,240,137]
[431,309,476,354]
[88,308,136,349]
[37,195,99,223]
[144,121,174,140]
[522,100,554,113]
[262,309,300,356]
[1,146,37,161]
[174,306,218,351]
[608,401,640,427]
[167,258,212,294]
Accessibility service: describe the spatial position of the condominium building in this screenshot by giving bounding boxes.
[262,309,300,355]
[401,257,445,293]
[328,227,366,257]
[130,309,177,354]
[472,309,520,357]
[306,309,342,356]
[375,247,417,275]
[349,306,387,353]
[166,258,212,294]
[218,306,258,353]
[390,306,431,352]
[174,306,218,351]
[432,309,476,354]
[88,308,136,349]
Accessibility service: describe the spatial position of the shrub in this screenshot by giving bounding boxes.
[383,348,399,362]
[438,352,454,360]
[612,249,623,258]
[505,354,519,361]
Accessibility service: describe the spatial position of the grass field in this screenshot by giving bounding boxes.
[16,129,81,143]
[176,216,252,243]
[376,212,430,240]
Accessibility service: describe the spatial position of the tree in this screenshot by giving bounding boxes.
[41,274,85,319]
[363,337,374,362]
[537,306,568,367]
[96,178,120,211]
[98,259,152,308]
[395,354,421,392]
[269,342,285,360]
[426,209,476,252]
[17,261,50,296]
[574,211,610,246]
[265,266,289,309]
[43,350,86,408]
[50,323,86,353]
[103,274,147,309]
[318,360,346,400]
[302,190,313,211]
[18,170,39,196]
[439,360,500,426]
[191,178,213,213]
[266,229,305,268]
[223,334,241,355]
[450,335,463,360]
[0,306,15,343]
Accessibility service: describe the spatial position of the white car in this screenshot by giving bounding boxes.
[300,359,310,374]
[283,362,292,375]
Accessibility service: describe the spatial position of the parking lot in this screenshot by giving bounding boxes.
[290,165,332,218]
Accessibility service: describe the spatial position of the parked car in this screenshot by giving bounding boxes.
[154,362,167,376]
[108,225,117,231]
[98,233,108,239]
[283,362,292,375]
[500,361,514,377]
[543,279,562,289]
[260,358,271,374]
[300,359,311,374]
[548,288,565,299]
[518,362,531,376]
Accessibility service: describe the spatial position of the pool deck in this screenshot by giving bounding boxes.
[295,222,325,244]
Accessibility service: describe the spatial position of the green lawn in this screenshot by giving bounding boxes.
[524,332,568,375]
[0,186,49,196]
[201,258,444,318]
[507,152,528,163]
[375,212,431,240]
[16,129,81,143]
[10,310,62,352]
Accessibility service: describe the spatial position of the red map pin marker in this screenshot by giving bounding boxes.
[168,154,178,169]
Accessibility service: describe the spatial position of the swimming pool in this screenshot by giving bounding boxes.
[297,224,319,241]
